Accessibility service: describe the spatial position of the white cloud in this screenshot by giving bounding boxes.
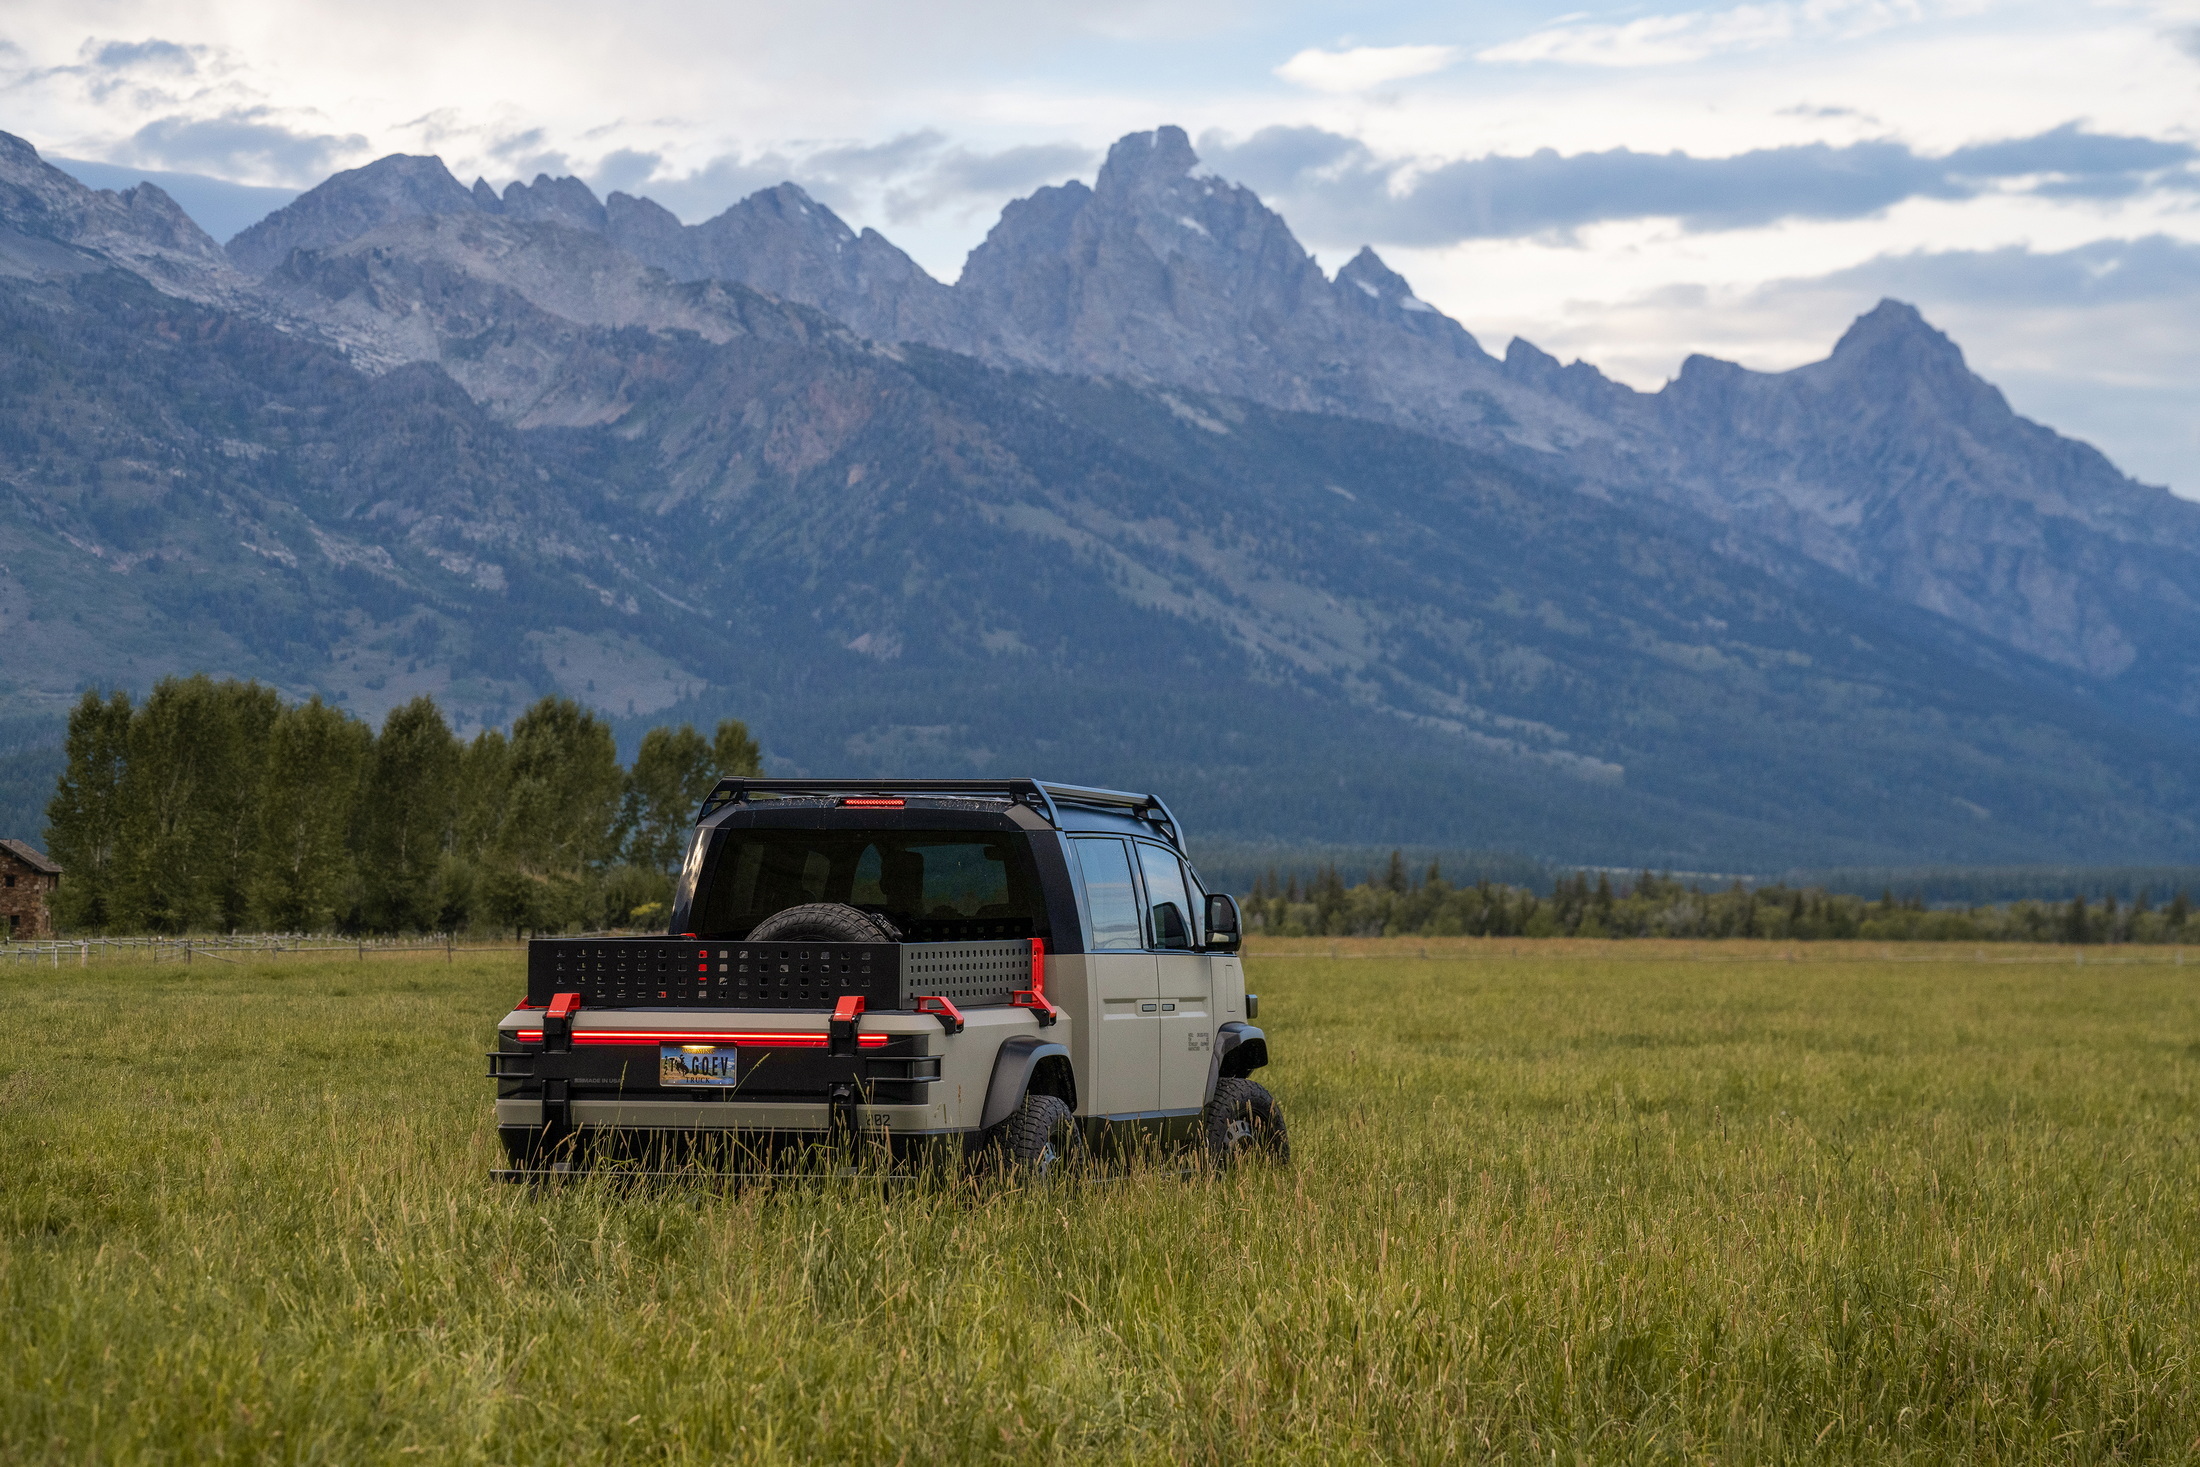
[1275,43,1458,93]
[1477,0,1926,68]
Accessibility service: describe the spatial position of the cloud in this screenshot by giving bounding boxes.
[608,132,1093,225]
[1477,0,1925,67]
[121,107,367,184]
[1198,122,2198,248]
[1809,234,2200,310]
[84,38,203,75]
[1275,43,1459,94]
[589,147,662,196]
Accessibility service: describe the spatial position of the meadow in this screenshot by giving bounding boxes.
[2,940,2196,1463]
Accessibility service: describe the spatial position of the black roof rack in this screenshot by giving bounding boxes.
[695,778,1184,848]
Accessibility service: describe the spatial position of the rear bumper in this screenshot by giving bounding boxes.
[494,1097,955,1132]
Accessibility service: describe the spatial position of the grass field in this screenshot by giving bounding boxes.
[3,941,2197,1463]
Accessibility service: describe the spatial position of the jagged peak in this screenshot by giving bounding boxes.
[1505,337,1560,371]
[226,152,478,272]
[500,173,606,231]
[324,153,472,200]
[1334,247,1441,314]
[699,180,857,242]
[1828,298,1966,369]
[1095,126,1199,197]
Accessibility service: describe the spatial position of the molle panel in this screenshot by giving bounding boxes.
[529,938,896,1009]
[896,940,1033,1008]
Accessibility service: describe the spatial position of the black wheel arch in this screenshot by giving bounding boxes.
[1203,1022,1268,1105]
[980,1034,1077,1130]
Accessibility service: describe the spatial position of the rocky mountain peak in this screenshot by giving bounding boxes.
[1334,246,1412,299]
[1094,125,1200,198]
[1824,297,1969,376]
[226,153,475,275]
[493,174,607,233]
[0,129,235,301]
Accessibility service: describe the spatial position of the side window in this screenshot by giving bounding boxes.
[1136,843,1193,951]
[1074,839,1144,950]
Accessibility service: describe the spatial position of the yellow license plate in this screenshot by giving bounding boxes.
[660,1044,741,1087]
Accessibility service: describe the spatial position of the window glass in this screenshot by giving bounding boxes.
[1136,842,1193,951]
[1183,863,1210,944]
[1073,838,1144,950]
[691,829,1043,941]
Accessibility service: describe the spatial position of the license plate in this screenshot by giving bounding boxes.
[660,1043,741,1087]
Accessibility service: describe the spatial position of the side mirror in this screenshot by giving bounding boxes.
[1205,892,1242,951]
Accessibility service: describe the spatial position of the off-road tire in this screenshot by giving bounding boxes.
[1203,1077,1289,1165]
[747,902,900,943]
[993,1092,1086,1176]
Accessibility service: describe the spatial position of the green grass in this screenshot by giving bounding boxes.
[3,947,2198,1463]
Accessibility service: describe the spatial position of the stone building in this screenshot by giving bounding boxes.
[0,839,61,939]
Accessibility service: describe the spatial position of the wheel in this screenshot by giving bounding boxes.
[747,903,901,942]
[992,1092,1086,1177]
[1203,1077,1289,1165]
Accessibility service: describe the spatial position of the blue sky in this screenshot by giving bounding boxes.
[6,0,2198,492]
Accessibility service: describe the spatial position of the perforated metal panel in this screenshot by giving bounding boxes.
[896,940,1034,1008]
[528,935,1037,1012]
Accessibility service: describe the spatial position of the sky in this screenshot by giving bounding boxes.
[5,0,2199,492]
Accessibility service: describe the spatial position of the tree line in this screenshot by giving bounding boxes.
[41,676,761,936]
[1246,858,2200,944]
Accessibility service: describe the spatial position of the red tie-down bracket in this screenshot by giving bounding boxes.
[1011,939,1061,1027]
[913,994,966,1035]
[828,994,866,1057]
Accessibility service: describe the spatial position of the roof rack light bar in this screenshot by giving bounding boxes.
[693,777,1186,847]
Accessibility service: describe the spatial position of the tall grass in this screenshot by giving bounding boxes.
[3,946,2196,1462]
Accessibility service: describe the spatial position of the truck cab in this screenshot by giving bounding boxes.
[490,779,1283,1174]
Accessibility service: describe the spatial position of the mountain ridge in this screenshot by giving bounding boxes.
[5,126,2200,866]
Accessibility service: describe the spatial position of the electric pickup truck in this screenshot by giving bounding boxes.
[489,779,1284,1176]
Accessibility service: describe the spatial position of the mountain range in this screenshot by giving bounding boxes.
[3,123,2197,869]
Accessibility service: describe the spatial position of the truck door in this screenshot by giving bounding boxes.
[1136,842,1213,1113]
[1071,837,1160,1116]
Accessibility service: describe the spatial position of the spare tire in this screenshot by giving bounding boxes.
[747,903,901,943]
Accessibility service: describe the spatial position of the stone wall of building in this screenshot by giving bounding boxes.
[0,844,59,939]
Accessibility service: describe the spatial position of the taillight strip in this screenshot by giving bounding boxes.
[513,1029,888,1048]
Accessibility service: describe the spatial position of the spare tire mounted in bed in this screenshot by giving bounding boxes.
[746,902,902,943]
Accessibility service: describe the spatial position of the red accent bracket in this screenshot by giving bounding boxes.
[828,993,866,1056]
[543,991,581,1053]
[1011,938,1061,1026]
[913,995,966,1035]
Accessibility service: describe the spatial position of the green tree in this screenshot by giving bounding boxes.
[711,718,764,782]
[250,697,371,932]
[622,723,716,876]
[479,698,622,936]
[44,688,133,933]
[112,676,281,933]
[441,727,511,933]
[359,697,462,933]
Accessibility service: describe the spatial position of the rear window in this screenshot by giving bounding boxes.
[692,828,1046,942]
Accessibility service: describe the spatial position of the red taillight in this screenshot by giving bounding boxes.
[514,1029,885,1049]
[840,797,904,808]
